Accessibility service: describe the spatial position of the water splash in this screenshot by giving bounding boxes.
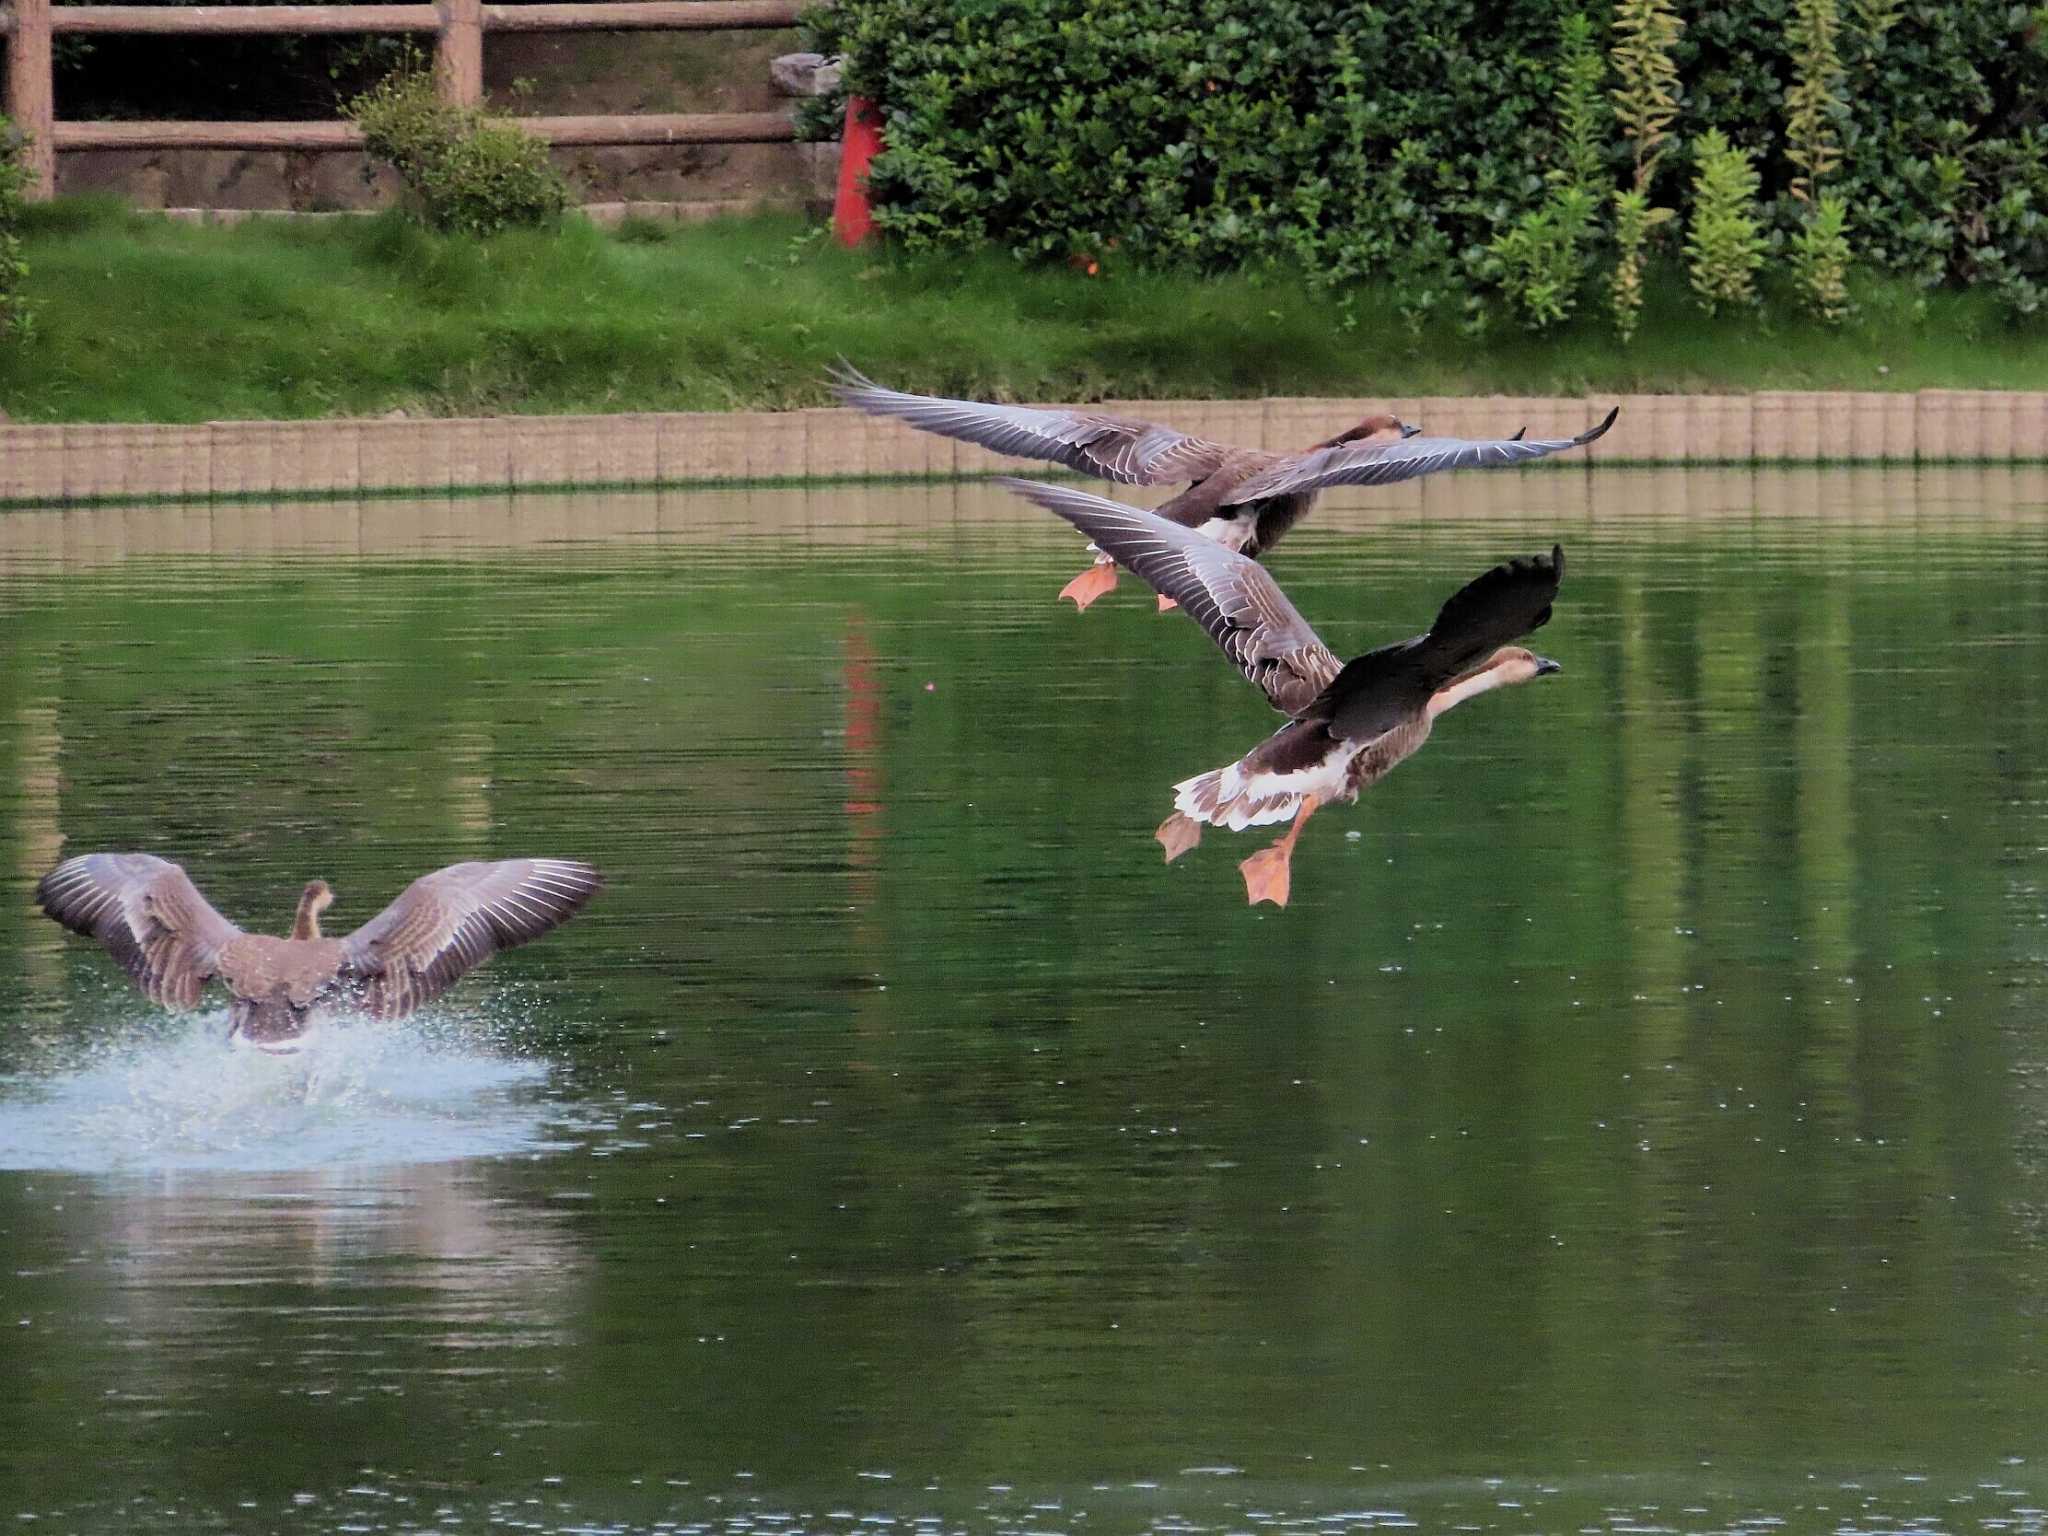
[0,1012,562,1174]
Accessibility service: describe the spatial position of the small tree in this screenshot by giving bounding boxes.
[1610,188,1673,344]
[1785,0,1845,204]
[1686,129,1766,312]
[1791,194,1854,323]
[1610,0,1683,191]
[1486,12,1608,331]
[1608,0,1684,342]
[1785,0,1855,322]
[346,65,570,236]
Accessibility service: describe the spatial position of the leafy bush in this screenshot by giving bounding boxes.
[1606,0,1683,343]
[803,0,2048,322]
[1483,13,1606,332]
[1783,0,1844,205]
[1792,193,1853,323]
[1610,186,1674,343]
[0,116,31,341]
[1687,129,1765,312]
[1609,0,1683,192]
[805,0,1591,301]
[345,66,570,237]
[1486,186,1597,331]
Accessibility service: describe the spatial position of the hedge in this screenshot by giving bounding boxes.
[802,0,2048,325]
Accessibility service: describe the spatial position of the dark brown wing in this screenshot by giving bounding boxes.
[338,859,603,1019]
[1223,408,1617,503]
[35,852,242,1009]
[1418,543,1564,682]
[830,365,1234,487]
[1310,545,1565,739]
[997,477,1341,716]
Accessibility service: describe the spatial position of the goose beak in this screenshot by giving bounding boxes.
[1534,656,1563,677]
[1399,421,1422,438]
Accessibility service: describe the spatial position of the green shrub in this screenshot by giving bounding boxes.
[802,0,1587,295]
[802,0,2048,319]
[1964,129,2048,320]
[345,66,569,237]
[1611,186,1674,343]
[1784,0,1843,205]
[1482,13,1606,331]
[1687,129,1765,312]
[1609,0,1682,192]
[0,116,31,341]
[1791,193,1853,323]
[1486,186,1597,331]
[1552,11,1609,195]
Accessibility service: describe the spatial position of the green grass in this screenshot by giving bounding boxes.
[5,196,2046,423]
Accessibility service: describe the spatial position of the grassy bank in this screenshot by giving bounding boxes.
[5,198,2046,423]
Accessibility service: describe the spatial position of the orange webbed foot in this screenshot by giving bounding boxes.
[1238,843,1295,908]
[1156,811,1203,863]
[1059,563,1119,611]
[1156,595,1180,614]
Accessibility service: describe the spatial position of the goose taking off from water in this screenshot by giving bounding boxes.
[832,364,1612,612]
[36,854,603,1050]
[998,477,1564,908]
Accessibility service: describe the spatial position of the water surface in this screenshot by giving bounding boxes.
[2,468,2047,1533]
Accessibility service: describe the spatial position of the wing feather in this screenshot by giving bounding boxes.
[1418,543,1565,684]
[830,365,1233,487]
[997,478,1341,716]
[35,852,242,1009]
[338,858,603,1019]
[1224,407,1618,503]
[1310,545,1566,739]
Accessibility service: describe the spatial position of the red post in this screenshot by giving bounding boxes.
[832,94,882,246]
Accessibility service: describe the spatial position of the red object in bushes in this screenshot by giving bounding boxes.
[834,95,884,247]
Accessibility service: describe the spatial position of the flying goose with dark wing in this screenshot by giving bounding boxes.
[998,477,1565,907]
[36,854,602,1050]
[837,365,1608,614]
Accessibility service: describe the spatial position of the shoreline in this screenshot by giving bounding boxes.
[6,389,2047,509]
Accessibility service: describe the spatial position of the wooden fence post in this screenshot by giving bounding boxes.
[435,0,483,107]
[5,0,57,198]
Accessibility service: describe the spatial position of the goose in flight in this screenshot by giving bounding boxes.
[832,364,1611,611]
[36,854,603,1050]
[998,478,1564,907]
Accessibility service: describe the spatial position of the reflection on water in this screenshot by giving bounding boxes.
[2,469,2048,1533]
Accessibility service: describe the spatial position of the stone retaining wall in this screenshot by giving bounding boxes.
[5,390,2046,508]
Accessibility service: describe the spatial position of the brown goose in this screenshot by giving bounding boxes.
[35,854,603,1050]
[832,365,1611,611]
[998,478,1563,907]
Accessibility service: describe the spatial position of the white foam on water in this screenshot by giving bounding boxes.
[0,1011,563,1174]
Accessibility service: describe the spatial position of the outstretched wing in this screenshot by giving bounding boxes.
[1418,543,1565,684]
[35,852,242,1008]
[998,477,1341,716]
[1309,545,1565,739]
[830,364,1234,487]
[339,859,603,1019]
[1223,407,1617,503]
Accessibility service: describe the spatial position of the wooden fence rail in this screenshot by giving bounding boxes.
[1,0,806,199]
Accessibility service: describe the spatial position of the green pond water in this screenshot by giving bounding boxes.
[1,468,2046,1535]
